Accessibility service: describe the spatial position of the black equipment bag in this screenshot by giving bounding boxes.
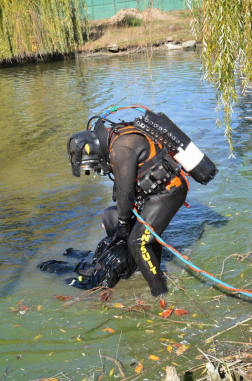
[39,237,137,290]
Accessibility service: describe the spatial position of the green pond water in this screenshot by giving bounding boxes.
[0,51,251,381]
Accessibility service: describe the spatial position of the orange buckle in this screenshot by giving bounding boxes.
[166,177,182,191]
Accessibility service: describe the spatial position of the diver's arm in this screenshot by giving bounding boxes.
[110,145,138,221]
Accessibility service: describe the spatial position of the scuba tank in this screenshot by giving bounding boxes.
[133,109,218,185]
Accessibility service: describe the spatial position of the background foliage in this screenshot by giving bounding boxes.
[187,0,252,155]
[0,0,89,62]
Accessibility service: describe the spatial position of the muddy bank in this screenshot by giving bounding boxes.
[78,9,197,57]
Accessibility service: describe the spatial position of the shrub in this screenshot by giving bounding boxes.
[117,15,142,28]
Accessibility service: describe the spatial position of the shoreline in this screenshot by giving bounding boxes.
[0,9,198,68]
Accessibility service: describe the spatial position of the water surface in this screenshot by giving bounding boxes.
[0,50,251,380]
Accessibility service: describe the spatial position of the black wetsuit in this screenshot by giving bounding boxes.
[102,133,188,297]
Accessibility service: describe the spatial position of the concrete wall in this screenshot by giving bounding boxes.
[83,0,186,20]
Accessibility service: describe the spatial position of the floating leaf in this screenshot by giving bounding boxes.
[59,328,66,333]
[12,324,21,327]
[10,307,19,312]
[160,298,167,309]
[177,344,189,356]
[135,362,143,373]
[102,327,115,333]
[53,295,73,301]
[114,303,125,308]
[109,368,114,377]
[41,378,58,381]
[148,354,160,361]
[174,309,189,316]
[136,299,145,305]
[167,345,173,353]
[97,373,105,380]
[37,305,42,311]
[101,290,112,301]
[145,330,154,334]
[162,308,173,318]
[33,334,42,340]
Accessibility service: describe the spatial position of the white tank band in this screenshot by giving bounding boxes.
[174,142,204,172]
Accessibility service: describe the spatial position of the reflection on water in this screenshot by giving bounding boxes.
[0,51,251,379]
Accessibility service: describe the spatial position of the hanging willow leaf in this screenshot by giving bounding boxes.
[0,0,89,62]
[187,0,252,156]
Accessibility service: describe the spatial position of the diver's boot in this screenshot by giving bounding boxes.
[39,260,76,274]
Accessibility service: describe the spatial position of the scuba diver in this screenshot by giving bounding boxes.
[40,105,218,297]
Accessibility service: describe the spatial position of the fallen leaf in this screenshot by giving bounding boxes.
[146,319,153,323]
[10,307,19,312]
[145,330,154,334]
[135,362,143,373]
[37,305,42,311]
[192,313,197,318]
[172,362,179,366]
[162,308,173,318]
[136,299,145,305]
[160,338,169,341]
[17,300,24,305]
[179,333,186,338]
[174,309,189,316]
[114,303,125,308]
[53,295,73,301]
[97,373,105,380]
[102,327,115,333]
[12,324,21,327]
[77,336,82,342]
[33,334,42,340]
[167,345,173,353]
[101,290,112,301]
[59,328,66,333]
[109,368,114,377]
[160,298,167,309]
[173,343,183,347]
[177,344,189,356]
[40,378,58,381]
[148,354,160,361]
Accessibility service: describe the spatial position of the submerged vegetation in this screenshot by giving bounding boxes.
[188,0,252,155]
[0,0,89,62]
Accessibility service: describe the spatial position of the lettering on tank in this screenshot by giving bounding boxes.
[140,228,157,275]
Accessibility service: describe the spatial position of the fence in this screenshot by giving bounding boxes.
[83,0,186,20]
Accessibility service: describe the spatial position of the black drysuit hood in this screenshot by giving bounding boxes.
[67,118,110,177]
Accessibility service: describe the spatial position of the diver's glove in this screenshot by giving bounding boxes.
[115,218,131,240]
